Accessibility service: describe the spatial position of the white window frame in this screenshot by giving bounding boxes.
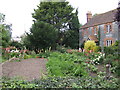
[106,25,111,33]
[106,40,112,46]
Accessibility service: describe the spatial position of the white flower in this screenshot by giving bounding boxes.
[11,50,15,52]
[15,50,19,53]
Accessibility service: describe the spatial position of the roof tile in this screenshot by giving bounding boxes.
[81,9,117,29]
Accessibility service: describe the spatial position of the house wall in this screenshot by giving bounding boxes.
[80,21,118,47]
[102,22,118,46]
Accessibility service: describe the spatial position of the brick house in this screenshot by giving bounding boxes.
[79,9,119,48]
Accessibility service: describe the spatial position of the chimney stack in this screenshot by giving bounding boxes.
[86,11,92,22]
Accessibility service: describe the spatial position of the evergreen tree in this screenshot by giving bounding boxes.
[63,9,81,49]
[32,1,74,45]
[26,21,58,53]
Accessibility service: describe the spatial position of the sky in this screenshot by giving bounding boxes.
[0,0,119,37]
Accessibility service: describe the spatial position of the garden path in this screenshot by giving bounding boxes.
[0,58,47,81]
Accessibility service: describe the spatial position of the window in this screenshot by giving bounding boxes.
[94,28,97,35]
[106,25,112,33]
[106,40,112,46]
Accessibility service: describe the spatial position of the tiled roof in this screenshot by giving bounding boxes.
[88,35,98,42]
[81,9,117,29]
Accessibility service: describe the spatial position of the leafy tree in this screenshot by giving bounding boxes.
[116,6,120,22]
[0,13,11,48]
[20,34,31,50]
[32,1,74,45]
[26,21,58,53]
[32,1,73,31]
[0,13,5,23]
[10,41,23,50]
[63,9,81,49]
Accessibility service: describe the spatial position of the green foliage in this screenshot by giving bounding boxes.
[88,64,98,73]
[103,40,120,76]
[38,50,51,58]
[63,9,80,49]
[84,40,98,52]
[9,52,20,58]
[0,13,11,48]
[2,76,119,88]
[63,30,79,49]
[46,52,88,77]
[0,24,11,47]
[32,1,74,31]
[21,34,32,50]
[115,61,120,76]
[32,1,80,48]
[56,45,69,53]
[104,41,119,56]
[2,77,36,88]
[115,6,120,22]
[31,76,119,88]
[26,21,58,53]
[10,41,23,50]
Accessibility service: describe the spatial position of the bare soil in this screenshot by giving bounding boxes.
[0,58,47,81]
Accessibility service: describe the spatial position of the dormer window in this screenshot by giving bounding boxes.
[106,25,112,33]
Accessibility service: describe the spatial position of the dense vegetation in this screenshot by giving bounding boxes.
[0,13,12,48]
[23,0,80,52]
[1,49,120,88]
[25,21,58,53]
[1,0,120,89]
[2,76,119,88]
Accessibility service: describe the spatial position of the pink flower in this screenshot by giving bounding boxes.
[85,53,88,56]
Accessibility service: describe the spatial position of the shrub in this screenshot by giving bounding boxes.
[115,61,120,76]
[46,52,88,77]
[56,45,68,53]
[37,51,51,58]
[104,41,119,56]
[84,40,98,52]
[2,76,119,88]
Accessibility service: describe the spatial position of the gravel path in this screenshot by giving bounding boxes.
[0,58,47,81]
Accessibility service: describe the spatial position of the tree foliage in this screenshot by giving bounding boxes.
[0,13,11,48]
[32,1,74,31]
[32,1,80,48]
[116,6,120,22]
[25,1,80,51]
[63,9,80,48]
[10,41,23,49]
[26,21,58,53]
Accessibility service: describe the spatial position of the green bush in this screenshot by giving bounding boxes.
[84,40,98,52]
[2,76,119,88]
[38,51,51,58]
[88,64,98,73]
[9,52,20,58]
[46,52,88,77]
[115,61,120,76]
[56,45,68,53]
[104,41,119,56]
[2,77,36,88]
